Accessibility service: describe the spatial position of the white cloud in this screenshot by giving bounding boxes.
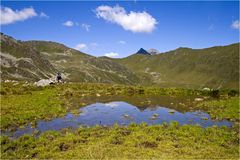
[105,103,119,108]
[63,20,74,27]
[40,12,49,19]
[95,5,157,33]
[81,23,91,31]
[75,43,88,51]
[104,52,119,58]
[231,20,240,29]
[118,40,126,44]
[0,6,37,25]
[74,42,99,52]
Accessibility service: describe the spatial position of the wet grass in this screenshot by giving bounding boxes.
[197,97,239,122]
[1,87,67,131]
[1,82,239,131]
[1,123,238,159]
[1,82,239,159]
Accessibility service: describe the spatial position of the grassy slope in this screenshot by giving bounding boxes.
[26,41,141,85]
[114,43,239,89]
[1,33,239,89]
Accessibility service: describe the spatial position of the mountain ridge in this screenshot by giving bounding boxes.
[0,33,141,84]
[0,33,239,89]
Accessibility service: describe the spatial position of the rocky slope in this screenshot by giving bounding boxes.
[0,33,57,81]
[24,41,140,84]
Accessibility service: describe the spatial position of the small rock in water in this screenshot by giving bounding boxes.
[201,117,208,120]
[150,113,159,120]
[123,114,133,120]
[168,109,175,114]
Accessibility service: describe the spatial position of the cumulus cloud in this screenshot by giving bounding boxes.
[231,20,240,29]
[81,23,91,31]
[104,52,119,58]
[95,5,157,33]
[63,20,74,27]
[118,40,126,44]
[40,12,49,19]
[75,43,88,51]
[0,6,37,25]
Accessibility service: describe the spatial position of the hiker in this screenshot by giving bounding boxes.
[56,72,62,82]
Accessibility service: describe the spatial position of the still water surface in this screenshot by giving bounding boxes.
[8,99,232,138]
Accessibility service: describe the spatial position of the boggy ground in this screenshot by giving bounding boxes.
[0,82,239,159]
[1,123,239,159]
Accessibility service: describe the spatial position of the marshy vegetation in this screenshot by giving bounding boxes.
[1,123,239,159]
[0,82,239,159]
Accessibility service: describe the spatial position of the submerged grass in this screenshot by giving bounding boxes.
[1,123,239,159]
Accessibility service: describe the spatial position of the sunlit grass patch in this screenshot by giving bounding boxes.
[1,88,66,131]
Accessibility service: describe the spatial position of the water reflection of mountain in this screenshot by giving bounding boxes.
[73,95,197,112]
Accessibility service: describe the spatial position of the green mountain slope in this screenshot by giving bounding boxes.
[1,33,238,89]
[113,44,239,89]
[24,41,140,84]
[0,33,57,81]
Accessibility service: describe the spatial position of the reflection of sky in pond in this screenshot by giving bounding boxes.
[6,101,232,138]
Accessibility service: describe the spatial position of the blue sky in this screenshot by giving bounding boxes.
[1,1,239,58]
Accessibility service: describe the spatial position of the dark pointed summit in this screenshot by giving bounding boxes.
[136,48,151,55]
